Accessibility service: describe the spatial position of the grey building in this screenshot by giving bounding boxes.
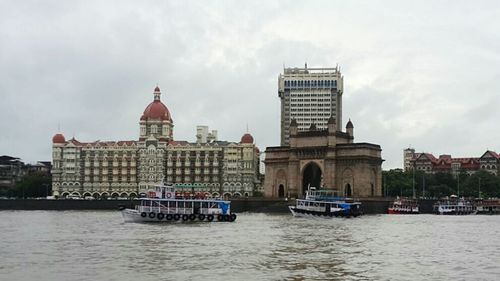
[278,64,344,146]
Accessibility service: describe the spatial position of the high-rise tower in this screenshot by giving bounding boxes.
[278,64,343,146]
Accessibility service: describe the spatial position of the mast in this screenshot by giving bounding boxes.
[422,174,425,198]
[478,177,481,198]
[412,164,416,199]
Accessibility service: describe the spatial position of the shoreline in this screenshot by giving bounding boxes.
[0,198,440,214]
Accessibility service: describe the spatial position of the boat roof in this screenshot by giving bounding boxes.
[139,198,231,204]
[297,198,361,205]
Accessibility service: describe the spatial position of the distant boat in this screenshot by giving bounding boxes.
[120,183,237,223]
[433,195,476,215]
[475,198,500,215]
[388,197,419,214]
[288,187,362,218]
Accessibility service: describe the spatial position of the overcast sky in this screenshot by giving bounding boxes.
[1,0,500,169]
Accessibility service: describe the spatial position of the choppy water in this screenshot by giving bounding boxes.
[0,211,499,281]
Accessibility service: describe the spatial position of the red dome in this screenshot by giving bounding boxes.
[240,133,254,144]
[52,133,65,144]
[141,101,172,121]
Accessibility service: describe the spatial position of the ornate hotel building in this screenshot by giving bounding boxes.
[51,87,261,199]
[279,64,344,146]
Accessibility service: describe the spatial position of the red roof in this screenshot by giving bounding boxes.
[140,87,172,121]
[240,133,254,144]
[141,101,172,121]
[168,140,189,146]
[52,133,65,144]
[484,150,500,159]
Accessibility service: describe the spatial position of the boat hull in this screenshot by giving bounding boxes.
[289,206,361,218]
[121,209,236,223]
[435,210,477,215]
[388,208,419,215]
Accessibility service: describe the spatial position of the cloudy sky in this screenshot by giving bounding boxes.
[1,0,500,169]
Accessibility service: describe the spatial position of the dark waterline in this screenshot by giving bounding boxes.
[0,211,499,281]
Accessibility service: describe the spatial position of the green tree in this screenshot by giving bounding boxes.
[462,170,500,198]
[383,169,500,198]
[383,169,413,197]
[14,172,51,198]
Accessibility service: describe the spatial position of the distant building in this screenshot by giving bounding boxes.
[52,87,261,199]
[25,161,52,175]
[404,148,500,175]
[0,156,25,189]
[278,64,344,146]
[196,126,218,144]
[0,156,51,193]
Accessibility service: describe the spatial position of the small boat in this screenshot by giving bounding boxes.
[388,197,419,214]
[475,198,500,215]
[288,187,362,218]
[120,184,237,223]
[433,195,476,215]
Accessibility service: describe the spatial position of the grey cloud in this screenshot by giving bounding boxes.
[1,0,500,170]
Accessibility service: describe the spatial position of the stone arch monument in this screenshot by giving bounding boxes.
[264,117,383,198]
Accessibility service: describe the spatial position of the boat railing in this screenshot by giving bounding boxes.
[137,205,224,215]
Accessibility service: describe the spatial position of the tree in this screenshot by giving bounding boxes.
[13,172,52,198]
[382,169,500,198]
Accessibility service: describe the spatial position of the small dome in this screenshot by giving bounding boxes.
[52,133,65,144]
[154,86,160,92]
[241,133,254,144]
[346,119,354,128]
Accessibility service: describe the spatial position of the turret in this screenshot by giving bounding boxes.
[346,119,354,143]
[327,117,337,147]
[327,116,336,133]
[290,118,298,136]
[289,119,298,147]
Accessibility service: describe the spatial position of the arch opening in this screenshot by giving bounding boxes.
[345,184,352,197]
[278,184,285,198]
[302,162,322,196]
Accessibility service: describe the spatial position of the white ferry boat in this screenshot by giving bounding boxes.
[289,187,362,218]
[120,184,237,223]
[388,197,419,214]
[433,196,476,215]
[475,199,500,215]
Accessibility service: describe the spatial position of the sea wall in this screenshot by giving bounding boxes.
[0,198,438,214]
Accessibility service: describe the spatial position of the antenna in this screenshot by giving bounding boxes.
[246,123,249,133]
